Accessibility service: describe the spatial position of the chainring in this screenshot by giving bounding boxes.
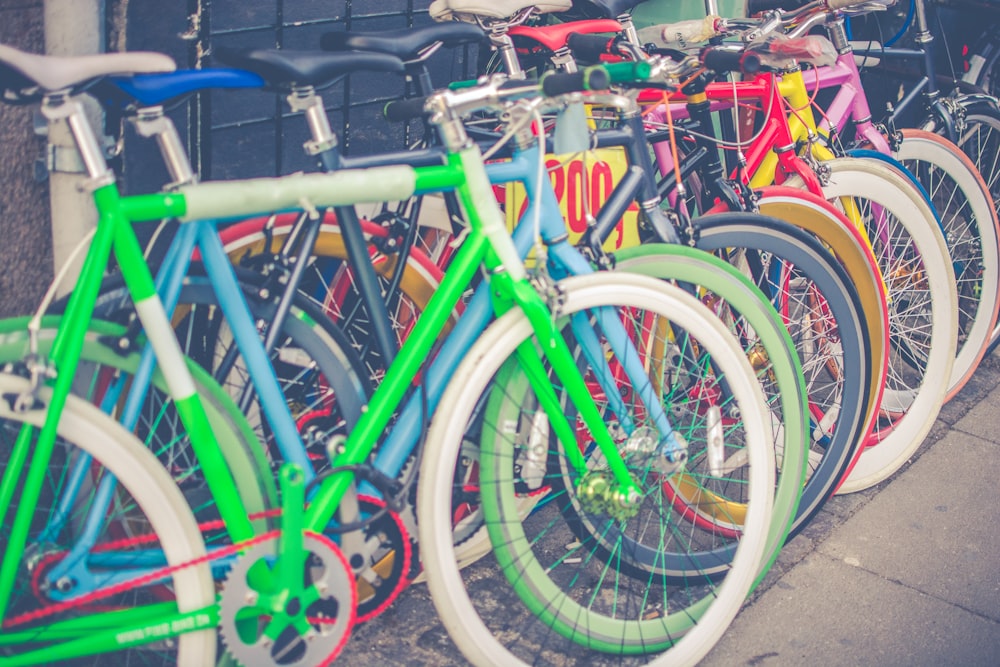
[219,531,356,667]
[352,495,411,623]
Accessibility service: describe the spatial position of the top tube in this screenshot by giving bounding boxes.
[115,164,465,225]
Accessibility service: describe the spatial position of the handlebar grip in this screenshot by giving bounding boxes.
[744,0,809,14]
[448,78,480,90]
[602,61,653,84]
[566,32,616,63]
[540,66,610,96]
[701,47,762,74]
[742,52,763,73]
[384,96,428,122]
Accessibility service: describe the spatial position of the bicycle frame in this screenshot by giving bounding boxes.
[0,84,678,663]
[642,66,901,450]
[647,62,934,268]
[643,72,826,195]
[850,0,965,140]
[37,76,673,580]
[113,76,690,493]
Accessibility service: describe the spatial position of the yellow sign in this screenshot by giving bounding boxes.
[504,147,641,252]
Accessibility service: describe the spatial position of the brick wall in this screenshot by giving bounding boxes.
[0,1,51,318]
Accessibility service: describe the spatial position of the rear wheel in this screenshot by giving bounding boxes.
[614,239,810,576]
[220,213,448,384]
[86,274,371,476]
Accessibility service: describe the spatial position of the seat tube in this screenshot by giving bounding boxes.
[294,86,400,365]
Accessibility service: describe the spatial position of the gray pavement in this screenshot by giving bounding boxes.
[342,353,1000,665]
[701,352,1000,667]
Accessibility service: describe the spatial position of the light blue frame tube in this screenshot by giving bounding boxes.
[365,144,678,494]
[47,139,682,587]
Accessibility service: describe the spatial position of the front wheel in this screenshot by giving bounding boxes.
[0,372,216,665]
[682,212,872,541]
[927,102,1000,355]
[418,273,776,666]
[892,129,1000,399]
[614,235,817,572]
[791,158,958,492]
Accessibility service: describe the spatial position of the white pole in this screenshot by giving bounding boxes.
[43,0,104,293]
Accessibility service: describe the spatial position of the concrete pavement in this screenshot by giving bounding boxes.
[702,353,1000,666]
[342,353,1000,665]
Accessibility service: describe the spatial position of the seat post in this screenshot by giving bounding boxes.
[41,93,114,188]
[490,29,527,78]
[616,12,641,48]
[288,85,339,160]
[132,106,198,187]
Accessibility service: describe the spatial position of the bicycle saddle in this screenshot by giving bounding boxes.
[508,19,622,51]
[320,22,486,62]
[0,43,174,92]
[213,48,405,88]
[110,68,264,106]
[429,0,572,22]
[572,0,648,19]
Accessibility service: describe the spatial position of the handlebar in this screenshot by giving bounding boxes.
[541,67,609,96]
[737,0,897,43]
[700,47,763,74]
[700,33,837,73]
[383,66,611,124]
[744,0,812,15]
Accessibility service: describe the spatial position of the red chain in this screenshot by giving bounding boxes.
[4,509,284,629]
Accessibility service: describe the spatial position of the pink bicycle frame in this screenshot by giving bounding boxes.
[795,49,892,153]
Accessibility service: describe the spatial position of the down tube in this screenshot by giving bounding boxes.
[195,220,315,478]
[365,147,680,491]
[361,159,550,486]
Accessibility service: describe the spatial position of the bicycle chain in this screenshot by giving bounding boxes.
[6,509,282,629]
[352,495,411,624]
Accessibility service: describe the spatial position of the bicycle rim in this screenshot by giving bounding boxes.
[418,273,775,666]
[800,159,957,492]
[0,373,215,666]
[686,214,871,538]
[893,129,1000,399]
